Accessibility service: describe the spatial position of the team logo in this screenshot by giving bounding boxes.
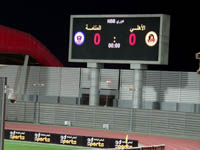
[145,31,158,47]
[74,31,85,46]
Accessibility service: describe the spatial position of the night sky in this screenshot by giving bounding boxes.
[0,1,199,71]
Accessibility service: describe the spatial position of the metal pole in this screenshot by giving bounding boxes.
[0,78,7,150]
[130,64,147,109]
[89,67,100,106]
[133,69,143,108]
[87,63,103,106]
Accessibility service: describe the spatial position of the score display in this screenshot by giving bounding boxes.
[69,14,170,65]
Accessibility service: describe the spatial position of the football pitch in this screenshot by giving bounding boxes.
[4,140,93,150]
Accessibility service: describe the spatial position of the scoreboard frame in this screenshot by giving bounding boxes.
[68,14,170,65]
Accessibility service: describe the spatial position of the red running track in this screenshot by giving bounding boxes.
[5,122,200,150]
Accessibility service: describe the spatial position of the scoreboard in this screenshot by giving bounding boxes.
[69,14,170,65]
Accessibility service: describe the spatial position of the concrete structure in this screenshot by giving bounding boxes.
[0,66,199,110]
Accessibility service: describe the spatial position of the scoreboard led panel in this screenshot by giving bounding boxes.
[69,14,170,65]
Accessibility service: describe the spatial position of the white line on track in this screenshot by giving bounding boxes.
[5,139,91,149]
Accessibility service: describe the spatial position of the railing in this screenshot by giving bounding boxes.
[5,101,200,138]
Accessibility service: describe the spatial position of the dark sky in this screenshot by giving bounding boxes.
[0,1,199,71]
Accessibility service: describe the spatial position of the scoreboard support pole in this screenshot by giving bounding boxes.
[130,64,147,108]
[87,63,103,106]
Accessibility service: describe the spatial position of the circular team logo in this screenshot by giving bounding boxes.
[145,31,158,47]
[74,31,85,46]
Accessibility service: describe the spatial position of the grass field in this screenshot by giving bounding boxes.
[4,140,93,150]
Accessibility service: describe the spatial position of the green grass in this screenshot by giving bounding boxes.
[4,140,92,150]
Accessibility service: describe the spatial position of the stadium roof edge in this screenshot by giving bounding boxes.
[0,25,63,67]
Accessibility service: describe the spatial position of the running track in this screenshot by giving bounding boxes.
[5,122,200,150]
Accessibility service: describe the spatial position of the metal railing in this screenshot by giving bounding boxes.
[5,101,200,139]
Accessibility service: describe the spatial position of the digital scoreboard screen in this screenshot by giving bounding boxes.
[69,14,170,65]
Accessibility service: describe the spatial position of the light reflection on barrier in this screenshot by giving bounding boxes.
[96,145,165,150]
[123,145,165,150]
